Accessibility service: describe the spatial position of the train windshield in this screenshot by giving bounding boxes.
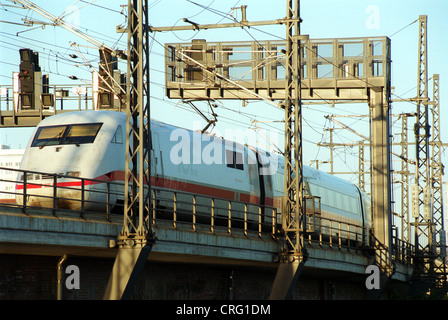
[31,123,102,148]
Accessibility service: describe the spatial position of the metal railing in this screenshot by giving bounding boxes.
[0,84,93,113]
[149,188,277,237]
[1,167,122,219]
[165,36,390,87]
[0,167,278,237]
[0,167,413,256]
[392,235,415,265]
[302,217,369,251]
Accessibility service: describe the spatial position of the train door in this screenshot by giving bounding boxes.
[259,155,274,224]
[252,148,274,224]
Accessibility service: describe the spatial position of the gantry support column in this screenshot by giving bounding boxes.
[430,74,448,291]
[104,0,155,300]
[365,87,394,300]
[369,87,394,273]
[269,0,306,300]
[412,15,436,290]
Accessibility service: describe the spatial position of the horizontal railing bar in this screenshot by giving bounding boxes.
[0,167,417,258]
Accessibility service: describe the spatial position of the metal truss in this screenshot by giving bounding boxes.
[269,0,308,300]
[400,113,412,245]
[430,74,447,290]
[121,0,153,241]
[413,15,447,293]
[104,0,154,300]
[413,14,431,276]
[281,0,304,260]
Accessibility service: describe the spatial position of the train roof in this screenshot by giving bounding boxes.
[274,156,361,195]
[304,165,360,193]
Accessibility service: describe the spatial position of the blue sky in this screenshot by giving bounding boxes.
[1,0,447,192]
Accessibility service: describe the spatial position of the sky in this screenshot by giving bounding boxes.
[0,0,447,206]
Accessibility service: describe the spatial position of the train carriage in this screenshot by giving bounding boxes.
[16,110,371,242]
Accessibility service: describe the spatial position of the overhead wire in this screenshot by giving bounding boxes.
[158,2,368,164]
[0,1,422,160]
[143,2,358,151]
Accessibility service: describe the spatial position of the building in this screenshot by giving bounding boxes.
[0,145,25,202]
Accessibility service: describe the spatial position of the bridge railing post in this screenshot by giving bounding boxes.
[173,191,177,228]
[151,189,156,227]
[106,181,111,220]
[80,178,85,218]
[52,175,57,216]
[329,220,333,248]
[210,198,215,233]
[22,170,27,213]
[192,195,196,231]
[244,203,248,236]
[228,201,232,235]
[346,224,351,248]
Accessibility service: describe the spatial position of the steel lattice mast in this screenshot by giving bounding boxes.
[430,74,447,290]
[269,0,307,300]
[412,15,448,293]
[104,0,155,300]
[282,0,304,260]
[413,14,434,284]
[121,0,152,242]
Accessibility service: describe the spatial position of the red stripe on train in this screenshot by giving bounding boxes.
[15,170,274,206]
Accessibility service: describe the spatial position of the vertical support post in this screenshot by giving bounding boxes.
[369,88,393,276]
[370,88,392,253]
[57,254,68,300]
[228,201,232,235]
[80,178,85,214]
[173,192,177,228]
[210,198,215,233]
[400,114,411,244]
[244,203,248,236]
[53,174,58,216]
[430,74,447,290]
[192,195,196,231]
[104,0,155,300]
[122,0,151,240]
[413,15,436,286]
[270,0,307,300]
[366,40,395,300]
[22,171,27,213]
[365,35,394,300]
[106,182,111,219]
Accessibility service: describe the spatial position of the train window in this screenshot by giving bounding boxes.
[273,173,283,193]
[111,125,123,144]
[31,125,67,147]
[31,123,102,147]
[225,149,244,170]
[65,124,102,144]
[235,152,244,170]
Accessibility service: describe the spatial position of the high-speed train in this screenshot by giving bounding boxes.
[16,110,371,239]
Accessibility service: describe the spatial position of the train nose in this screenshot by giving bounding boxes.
[15,170,82,208]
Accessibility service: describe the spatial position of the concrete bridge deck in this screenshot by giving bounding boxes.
[0,203,413,283]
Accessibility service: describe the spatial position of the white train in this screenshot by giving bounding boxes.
[16,111,371,240]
